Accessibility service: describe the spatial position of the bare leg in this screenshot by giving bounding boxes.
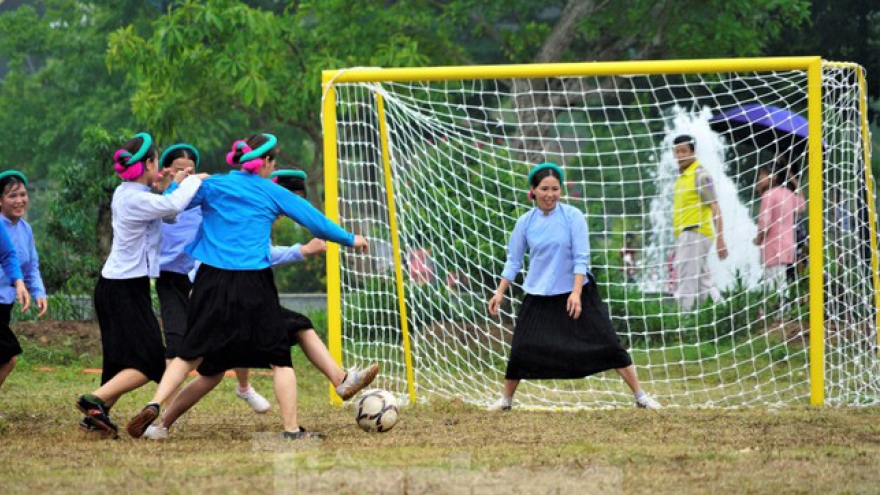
[271,365,298,432]
[149,357,202,405]
[234,368,250,389]
[297,330,345,386]
[0,356,16,389]
[501,379,520,399]
[93,368,150,404]
[161,374,224,428]
[615,365,643,394]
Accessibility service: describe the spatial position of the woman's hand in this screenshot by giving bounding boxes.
[566,291,582,319]
[488,293,503,316]
[352,235,369,252]
[300,238,328,257]
[36,297,48,317]
[14,280,30,313]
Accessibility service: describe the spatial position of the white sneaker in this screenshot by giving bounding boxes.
[486,397,512,411]
[636,394,662,409]
[236,386,271,413]
[335,364,379,400]
[143,424,169,440]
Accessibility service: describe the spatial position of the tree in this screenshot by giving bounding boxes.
[0,0,162,179]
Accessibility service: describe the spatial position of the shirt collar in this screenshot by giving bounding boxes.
[120,181,151,192]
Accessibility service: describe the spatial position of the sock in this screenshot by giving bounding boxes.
[634,390,647,400]
[500,396,512,405]
[237,385,251,394]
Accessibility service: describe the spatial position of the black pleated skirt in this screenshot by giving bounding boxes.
[180,264,294,374]
[0,303,20,365]
[94,276,166,384]
[505,278,632,380]
[156,271,192,359]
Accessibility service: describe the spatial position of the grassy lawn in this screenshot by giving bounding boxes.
[1,326,879,494]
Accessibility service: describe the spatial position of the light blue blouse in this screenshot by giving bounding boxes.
[0,216,44,303]
[500,203,592,296]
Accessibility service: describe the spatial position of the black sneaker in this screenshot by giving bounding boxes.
[126,403,160,439]
[79,417,119,439]
[282,426,324,440]
[76,395,118,435]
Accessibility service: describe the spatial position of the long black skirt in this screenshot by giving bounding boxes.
[94,276,166,384]
[505,278,632,380]
[197,307,313,376]
[156,271,192,359]
[0,303,20,365]
[180,264,294,373]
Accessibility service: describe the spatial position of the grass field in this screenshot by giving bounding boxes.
[1,323,879,494]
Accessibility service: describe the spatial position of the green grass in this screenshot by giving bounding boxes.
[2,336,879,494]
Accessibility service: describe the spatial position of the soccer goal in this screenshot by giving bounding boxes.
[321,57,879,408]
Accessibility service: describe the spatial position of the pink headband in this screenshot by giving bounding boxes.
[226,140,263,173]
[113,149,145,180]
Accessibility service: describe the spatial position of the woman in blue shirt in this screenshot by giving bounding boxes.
[127,133,368,440]
[142,169,378,440]
[487,163,660,410]
[0,170,37,391]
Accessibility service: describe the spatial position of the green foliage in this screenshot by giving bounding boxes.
[39,126,128,292]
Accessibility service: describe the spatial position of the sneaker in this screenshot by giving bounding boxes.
[486,397,512,411]
[144,424,169,441]
[76,395,118,435]
[335,364,379,400]
[78,416,118,439]
[282,426,324,440]
[636,394,662,409]
[126,403,160,439]
[236,386,271,413]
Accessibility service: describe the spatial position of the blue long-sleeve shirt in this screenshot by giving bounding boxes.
[0,216,35,302]
[185,171,354,269]
[500,203,591,296]
[159,207,202,274]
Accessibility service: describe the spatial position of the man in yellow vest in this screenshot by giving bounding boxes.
[672,135,728,310]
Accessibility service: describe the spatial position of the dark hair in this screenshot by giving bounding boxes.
[673,135,695,152]
[122,135,158,163]
[275,175,307,198]
[529,167,562,188]
[0,175,26,197]
[161,147,198,169]
[230,133,278,164]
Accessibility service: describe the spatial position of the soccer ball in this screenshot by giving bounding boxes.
[354,389,399,433]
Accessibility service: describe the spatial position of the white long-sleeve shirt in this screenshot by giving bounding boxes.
[101,177,202,279]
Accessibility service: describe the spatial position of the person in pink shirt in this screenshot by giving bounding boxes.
[753,165,806,292]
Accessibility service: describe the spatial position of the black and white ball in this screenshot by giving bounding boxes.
[354,389,399,433]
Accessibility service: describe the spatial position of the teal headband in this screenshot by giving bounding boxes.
[527,162,564,186]
[159,143,201,170]
[0,170,28,187]
[270,169,307,180]
[240,133,278,163]
[127,132,153,165]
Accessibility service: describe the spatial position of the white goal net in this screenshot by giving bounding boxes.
[324,58,880,408]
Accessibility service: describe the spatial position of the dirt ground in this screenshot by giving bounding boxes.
[13,319,101,356]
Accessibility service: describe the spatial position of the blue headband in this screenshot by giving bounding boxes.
[127,132,153,166]
[527,162,564,186]
[159,143,201,170]
[240,133,278,163]
[269,169,307,180]
[0,170,28,187]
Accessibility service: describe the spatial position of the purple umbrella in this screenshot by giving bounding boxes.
[709,103,811,160]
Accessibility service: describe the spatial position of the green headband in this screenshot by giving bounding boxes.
[527,162,564,186]
[240,133,278,163]
[270,169,307,180]
[127,132,153,165]
[0,170,27,187]
[159,143,201,170]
